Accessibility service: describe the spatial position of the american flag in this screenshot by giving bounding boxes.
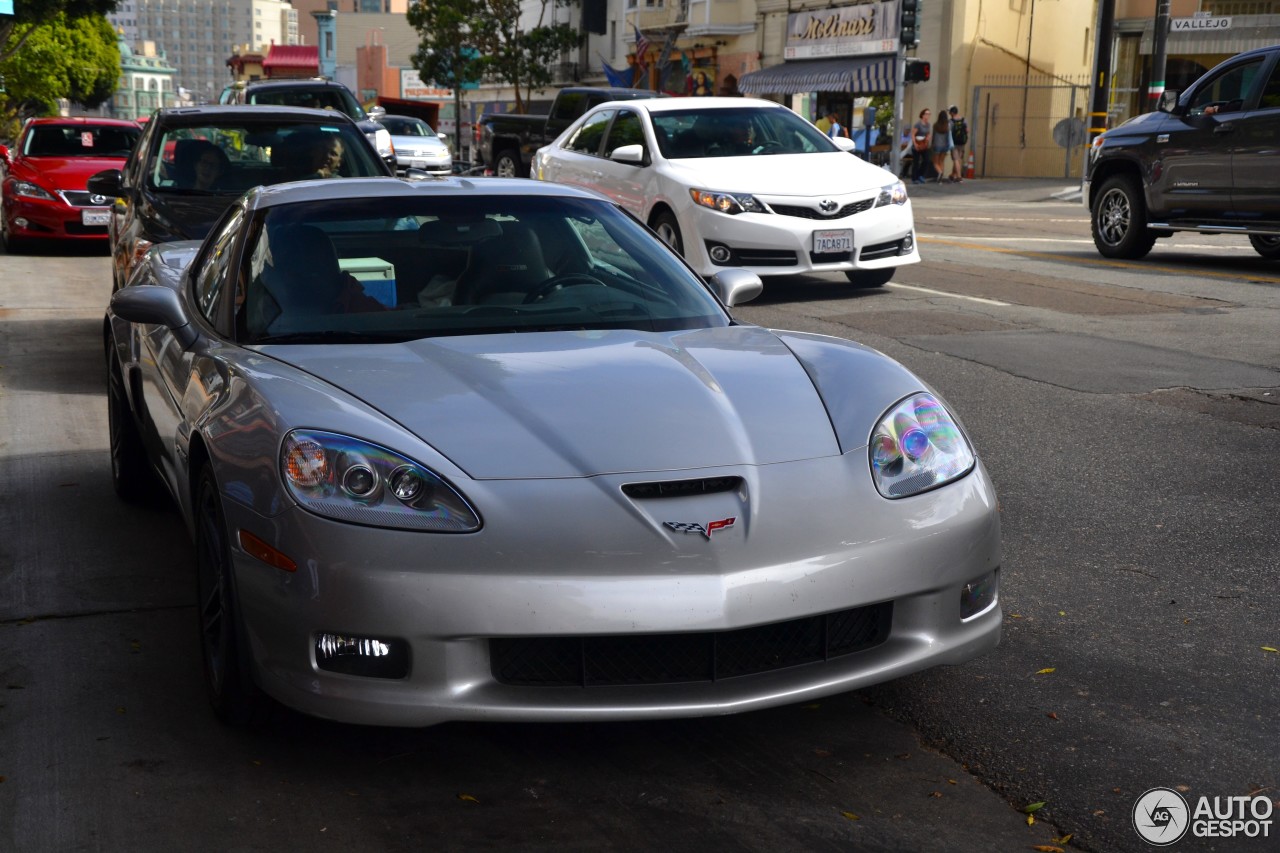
[633,24,651,68]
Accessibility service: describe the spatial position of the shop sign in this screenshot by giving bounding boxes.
[784,2,900,59]
[1171,13,1232,32]
[401,69,452,100]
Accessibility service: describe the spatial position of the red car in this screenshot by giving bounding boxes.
[0,117,141,252]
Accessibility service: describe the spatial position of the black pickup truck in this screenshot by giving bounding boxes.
[1085,45,1280,260]
[477,87,663,177]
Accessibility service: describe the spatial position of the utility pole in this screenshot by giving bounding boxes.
[1149,0,1170,110]
[1089,0,1115,143]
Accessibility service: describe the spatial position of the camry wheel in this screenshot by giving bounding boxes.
[1248,234,1280,259]
[107,353,158,503]
[195,466,267,725]
[651,210,684,257]
[1091,175,1156,259]
[844,268,895,288]
[494,149,525,178]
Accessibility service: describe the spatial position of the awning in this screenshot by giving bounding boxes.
[737,55,895,95]
[264,45,319,72]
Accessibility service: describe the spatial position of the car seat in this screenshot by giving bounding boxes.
[454,223,553,305]
[255,225,345,331]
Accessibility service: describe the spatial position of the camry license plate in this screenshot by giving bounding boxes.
[82,208,111,226]
[813,229,853,254]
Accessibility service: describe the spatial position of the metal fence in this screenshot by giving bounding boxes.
[970,75,1092,179]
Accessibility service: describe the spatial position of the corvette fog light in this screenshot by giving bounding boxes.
[960,570,998,620]
[315,633,410,678]
[708,243,733,264]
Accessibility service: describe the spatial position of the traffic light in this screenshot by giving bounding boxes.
[904,59,931,83]
[901,0,921,48]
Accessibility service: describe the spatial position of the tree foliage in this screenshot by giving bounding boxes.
[0,0,119,64]
[1,13,121,131]
[408,0,582,114]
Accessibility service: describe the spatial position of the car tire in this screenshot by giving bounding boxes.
[651,210,684,257]
[1,207,28,255]
[107,352,160,503]
[1248,234,1280,259]
[844,268,895,287]
[494,148,525,179]
[1091,175,1156,259]
[195,465,270,726]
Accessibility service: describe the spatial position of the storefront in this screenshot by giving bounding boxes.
[737,3,899,134]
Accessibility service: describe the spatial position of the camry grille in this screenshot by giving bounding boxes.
[770,199,875,220]
[489,602,892,687]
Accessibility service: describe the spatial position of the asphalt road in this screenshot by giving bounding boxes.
[2,180,1277,852]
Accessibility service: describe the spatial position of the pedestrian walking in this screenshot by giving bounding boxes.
[911,109,933,184]
[947,105,968,182]
[931,107,953,183]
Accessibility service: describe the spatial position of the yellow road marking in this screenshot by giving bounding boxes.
[918,236,1280,284]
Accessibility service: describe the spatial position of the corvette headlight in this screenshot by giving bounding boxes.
[869,393,975,498]
[12,181,57,201]
[875,181,908,206]
[689,188,768,215]
[281,430,480,532]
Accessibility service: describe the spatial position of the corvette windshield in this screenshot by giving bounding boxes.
[239,195,729,344]
[652,107,839,159]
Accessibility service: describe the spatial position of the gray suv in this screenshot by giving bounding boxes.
[221,78,395,170]
[1084,45,1280,260]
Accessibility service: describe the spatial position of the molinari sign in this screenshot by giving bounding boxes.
[1172,14,1232,31]
[784,1,900,59]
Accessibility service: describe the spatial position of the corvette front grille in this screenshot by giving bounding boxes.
[489,602,892,687]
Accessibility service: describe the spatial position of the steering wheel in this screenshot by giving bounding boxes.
[753,141,785,154]
[524,273,607,303]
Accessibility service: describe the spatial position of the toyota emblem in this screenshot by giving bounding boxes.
[819,199,838,213]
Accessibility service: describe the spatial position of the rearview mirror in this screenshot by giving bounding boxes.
[1158,89,1180,113]
[111,285,198,349]
[707,268,763,307]
[610,144,645,165]
[87,169,125,198]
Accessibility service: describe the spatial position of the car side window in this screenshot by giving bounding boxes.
[1257,62,1280,110]
[194,207,245,324]
[565,110,613,155]
[1187,58,1264,115]
[603,111,644,158]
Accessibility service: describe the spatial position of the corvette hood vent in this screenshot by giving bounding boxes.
[622,476,743,500]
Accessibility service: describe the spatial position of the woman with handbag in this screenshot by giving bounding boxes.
[911,109,932,184]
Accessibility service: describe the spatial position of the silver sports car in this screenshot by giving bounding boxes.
[106,177,1001,727]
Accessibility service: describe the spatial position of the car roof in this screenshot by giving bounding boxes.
[244,176,609,210]
[146,105,361,127]
[241,78,347,91]
[621,97,784,115]
[26,116,141,128]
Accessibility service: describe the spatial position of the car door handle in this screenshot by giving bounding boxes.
[1213,122,1236,134]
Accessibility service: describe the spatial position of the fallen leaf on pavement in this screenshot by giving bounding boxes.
[1046,712,1058,720]
[840,811,860,821]
[1031,846,1064,852]
[458,793,480,804]
[1036,668,1056,675]
[1026,814,1035,826]
[1023,801,1047,813]
[1262,647,1278,653]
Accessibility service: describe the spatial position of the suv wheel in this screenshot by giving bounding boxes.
[494,149,525,178]
[1092,175,1156,260]
[1248,234,1280,259]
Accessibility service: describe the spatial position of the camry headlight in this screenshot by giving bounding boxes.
[281,430,480,531]
[875,181,909,206]
[12,180,57,201]
[869,393,975,498]
[689,188,768,215]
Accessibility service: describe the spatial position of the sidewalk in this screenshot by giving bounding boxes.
[905,175,1084,204]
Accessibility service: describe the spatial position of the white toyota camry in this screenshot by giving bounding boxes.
[533,96,918,286]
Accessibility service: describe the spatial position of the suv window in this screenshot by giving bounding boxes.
[1187,58,1265,115]
[1258,63,1280,111]
[247,86,366,121]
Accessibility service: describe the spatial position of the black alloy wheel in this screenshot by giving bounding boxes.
[1248,234,1280,259]
[1091,175,1157,259]
[195,466,267,725]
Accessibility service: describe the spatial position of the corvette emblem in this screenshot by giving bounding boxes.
[819,199,838,213]
[664,517,737,539]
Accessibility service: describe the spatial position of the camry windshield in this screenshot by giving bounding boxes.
[148,122,384,194]
[652,107,840,159]
[238,195,729,344]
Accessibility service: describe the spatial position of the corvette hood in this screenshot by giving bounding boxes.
[267,326,842,479]
[663,152,890,197]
